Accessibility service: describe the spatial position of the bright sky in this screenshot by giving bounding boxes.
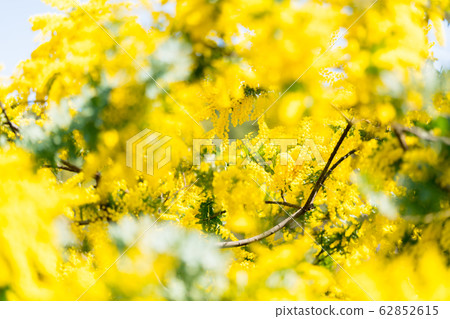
[0,1,449,77]
[0,1,57,76]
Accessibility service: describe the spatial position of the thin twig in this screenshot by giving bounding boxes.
[1,101,103,187]
[330,103,352,124]
[0,102,20,137]
[218,122,353,248]
[1,102,102,185]
[43,164,81,173]
[299,122,353,209]
[313,248,325,264]
[1,100,47,136]
[399,124,450,146]
[323,149,357,182]
[94,172,101,188]
[60,159,82,173]
[392,124,408,151]
[46,159,102,188]
[280,190,287,203]
[265,201,302,209]
[75,217,113,226]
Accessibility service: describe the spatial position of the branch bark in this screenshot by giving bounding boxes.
[400,125,450,146]
[322,149,357,182]
[0,102,20,137]
[392,124,408,151]
[43,164,81,173]
[265,201,302,209]
[75,217,113,225]
[1,100,47,137]
[1,101,101,185]
[218,122,353,248]
[60,159,82,173]
[45,160,101,187]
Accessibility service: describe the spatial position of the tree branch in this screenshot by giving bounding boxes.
[1,100,47,137]
[330,103,352,124]
[400,125,450,146]
[265,201,302,209]
[75,217,113,225]
[392,124,408,151]
[60,159,82,173]
[59,159,101,187]
[45,159,101,187]
[322,149,357,182]
[43,164,81,173]
[218,122,353,248]
[1,100,101,185]
[0,102,20,137]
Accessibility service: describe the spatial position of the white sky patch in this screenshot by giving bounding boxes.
[428,20,450,70]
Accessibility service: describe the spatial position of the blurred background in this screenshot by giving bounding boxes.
[1,0,449,78]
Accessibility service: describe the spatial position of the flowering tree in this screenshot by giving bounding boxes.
[0,0,449,300]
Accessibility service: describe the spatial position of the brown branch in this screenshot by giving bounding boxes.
[62,160,101,187]
[0,102,20,137]
[217,205,312,248]
[43,164,81,173]
[1,101,103,186]
[60,159,82,173]
[299,122,353,209]
[265,201,302,209]
[400,125,450,146]
[313,248,325,265]
[94,172,101,188]
[45,159,101,187]
[75,217,113,225]
[330,103,352,124]
[1,100,47,137]
[322,149,357,182]
[218,122,353,248]
[76,220,95,226]
[392,124,408,151]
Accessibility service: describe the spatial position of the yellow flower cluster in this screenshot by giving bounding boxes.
[0,0,449,301]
